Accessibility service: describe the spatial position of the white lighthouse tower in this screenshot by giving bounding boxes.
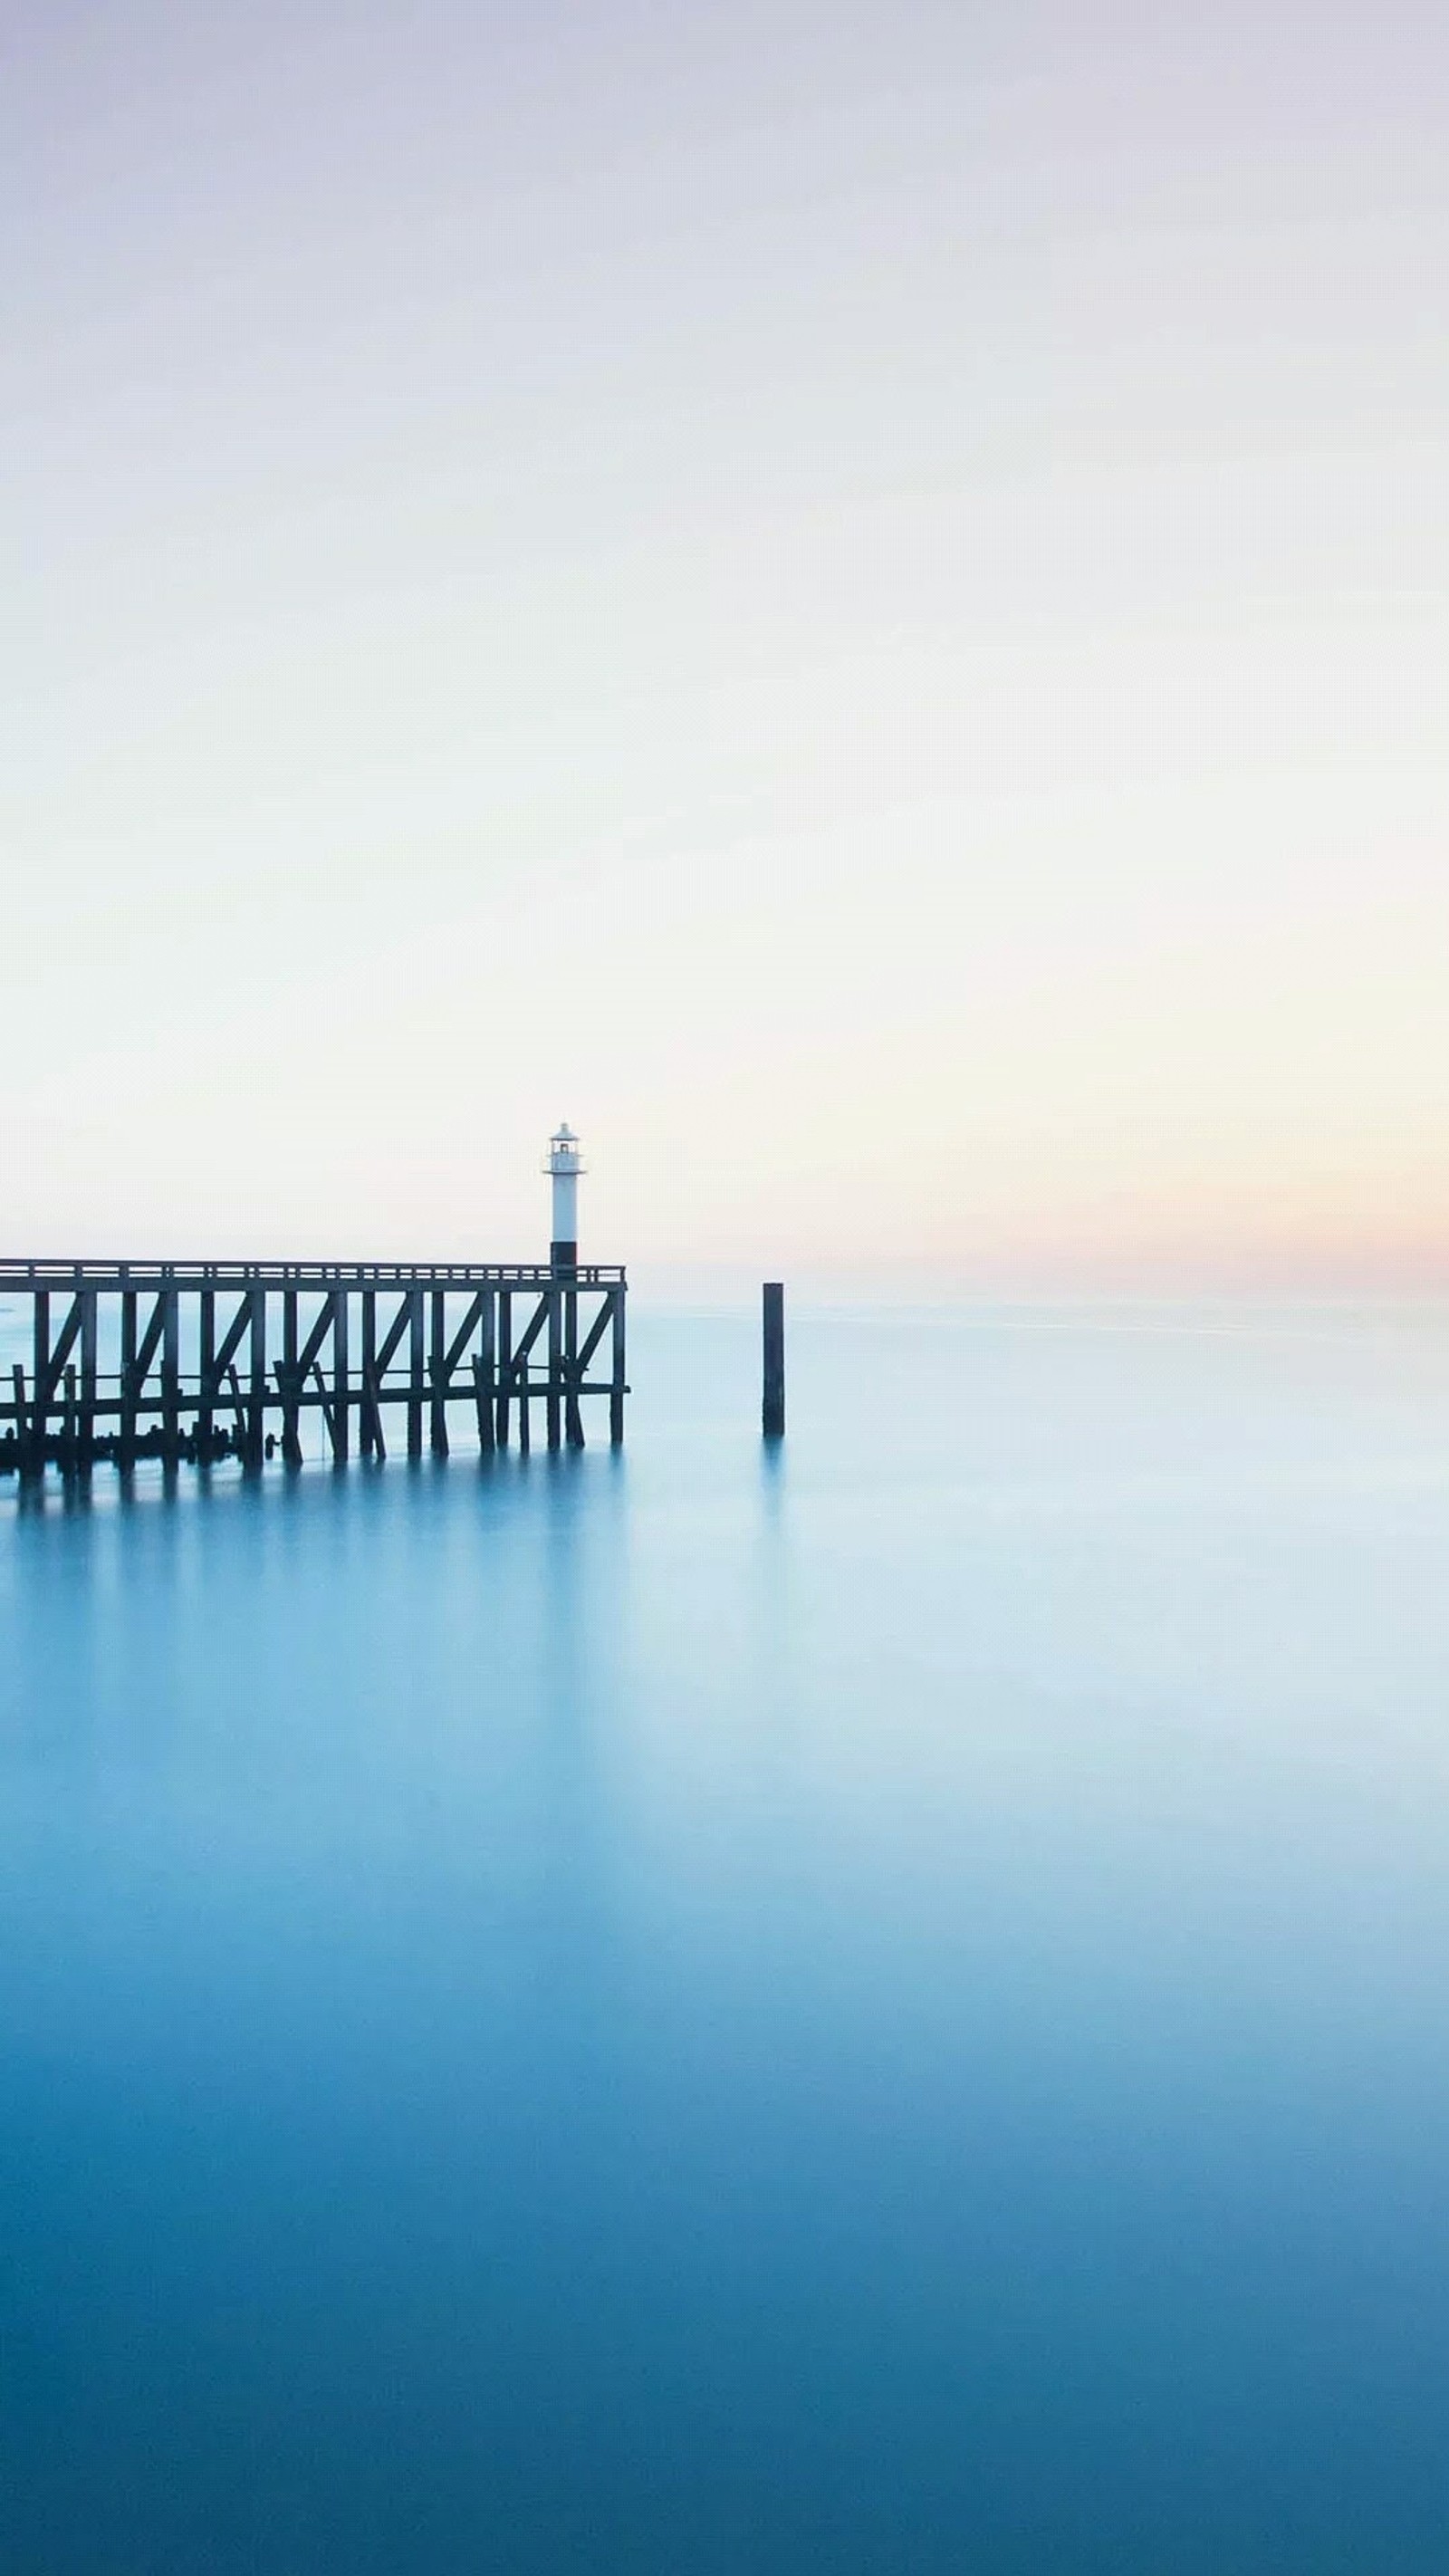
[545,1122,584,1275]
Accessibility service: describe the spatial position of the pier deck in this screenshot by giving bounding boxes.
[0,1261,627,1475]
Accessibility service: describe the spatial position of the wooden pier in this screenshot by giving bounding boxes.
[0,1260,627,1477]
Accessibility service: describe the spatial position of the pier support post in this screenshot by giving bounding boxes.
[198,1289,216,1458]
[11,1366,29,1475]
[247,1286,267,1470]
[29,1291,49,1478]
[360,1291,377,1458]
[496,1292,512,1448]
[281,1290,302,1466]
[430,1291,449,1457]
[609,1287,626,1448]
[408,1289,425,1459]
[331,1283,350,1463]
[162,1286,180,1466]
[79,1290,98,1475]
[333,1289,350,1464]
[565,1289,584,1448]
[475,1292,496,1454]
[120,1290,138,1470]
[763,1282,785,1439]
[546,1287,562,1451]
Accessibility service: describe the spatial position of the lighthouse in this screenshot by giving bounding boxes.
[545,1122,584,1276]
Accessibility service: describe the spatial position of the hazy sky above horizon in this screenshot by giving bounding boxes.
[5,2,1446,1282]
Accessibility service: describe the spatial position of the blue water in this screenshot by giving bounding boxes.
[4,1304,1449,2573]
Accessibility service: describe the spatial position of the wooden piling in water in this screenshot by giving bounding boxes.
[763,1282,785,1438]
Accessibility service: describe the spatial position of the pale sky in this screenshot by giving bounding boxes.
[5,2,1446,1284]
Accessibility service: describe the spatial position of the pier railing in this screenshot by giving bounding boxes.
[0,1260,624,1291]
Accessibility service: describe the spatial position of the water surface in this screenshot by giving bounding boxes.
[3,1304,1449,2572]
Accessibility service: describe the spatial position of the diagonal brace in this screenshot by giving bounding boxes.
[440,1292,485,1388]
[127,1294,168,1399]
[571,1292,616,1383]
[295,1293,337,1382]
[504,1295,550,1385]
[36,1296,85,1410]
[372,1297,412,1379]
[206,1297,253,1389]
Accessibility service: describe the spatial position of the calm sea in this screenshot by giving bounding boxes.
[3,1303,1449,2573]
